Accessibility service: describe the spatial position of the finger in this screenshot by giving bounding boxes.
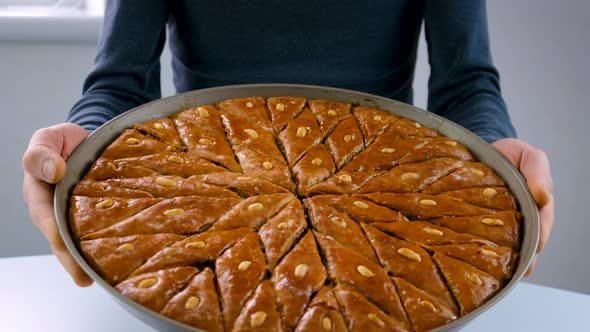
[22,124,88,183]
[520,147,553,207]
[492,138,525,165]
[529,181,551,209]
[23,174,67,251]
[525,255,538,277]
[29,123,89,159]
[492,139,553,207]
[52,246,93,287]
[24,174,93,286]
[537,196,555,253]
[22,144,66,184]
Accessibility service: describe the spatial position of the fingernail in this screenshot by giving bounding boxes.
[42,160,55,181]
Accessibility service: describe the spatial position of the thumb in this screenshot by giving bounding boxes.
[519,146,553,208]
[25,146,66,184]
[22,123,88,184]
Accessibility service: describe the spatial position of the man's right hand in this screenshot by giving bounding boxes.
[22,123,93,286]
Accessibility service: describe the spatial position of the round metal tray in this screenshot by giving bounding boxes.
[54,84,539,332]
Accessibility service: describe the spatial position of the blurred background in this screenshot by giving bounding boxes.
[1,0,588,294]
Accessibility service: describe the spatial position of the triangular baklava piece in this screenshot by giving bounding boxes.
[430,211,521,249]
[210,193,295,231]
[101,129,179,159]
[231,280,283,331]
[433,253,500,315]
[81,233,184,284]
[392,277,457,332]
[69,196,162,238]
[358,193,495,219]
[308,99,351,136]
[216,233,267,331]
[385,118,438,138]
[84,158,158,180]
[341,136,426,172]
[305,198,378,262]
[312,195,407,224]
[82,195,241,239]
[439,187,517,210]
[131,228,251,276]
[352,106,399,144]
[216,97,274,134]
[306,170,385,196]
[72,180,152,198]
[160,268,224,332]
[357,158,464,194]
[259,200,307,269]
[362,223,457,313]
[115,266,198,312]
[134,117,183,149]
[295,286,347,332]
[372,221,496,247]
[400,137,473,165]
[272,231,327,328]
[429,244,517,282]
[267,96,306,133]
[422,162,506,194]
[74,176,240,199]
[334,284,410,332]
[325,115,365,169]
[293,145,336,196]
[315,232,408,325]
[172,106,241,172]
[189,172,289,197]
[114,152,227,178]
[232,145,295,191]
[222,111,284,161]
[279,107,322,166]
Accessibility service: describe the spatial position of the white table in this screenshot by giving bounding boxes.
[1,255,587,332]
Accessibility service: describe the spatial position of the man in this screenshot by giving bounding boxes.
[22,0,553,286]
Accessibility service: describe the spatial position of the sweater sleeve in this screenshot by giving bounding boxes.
[66,0,169,131]
[424,0,516,143]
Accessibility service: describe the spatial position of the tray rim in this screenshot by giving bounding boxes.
[54,83,540,332]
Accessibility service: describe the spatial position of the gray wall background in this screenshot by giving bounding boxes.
[1,1,588,294]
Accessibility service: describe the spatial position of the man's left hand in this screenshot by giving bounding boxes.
[492,138,554,276]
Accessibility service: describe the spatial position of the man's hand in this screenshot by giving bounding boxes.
[22,123,93,286]
[492,138,554,276]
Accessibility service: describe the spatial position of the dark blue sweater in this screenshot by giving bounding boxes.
[67,0,516,143]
